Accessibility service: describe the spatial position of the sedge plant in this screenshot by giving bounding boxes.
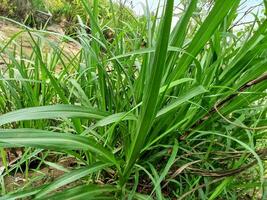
[0,0,267,199]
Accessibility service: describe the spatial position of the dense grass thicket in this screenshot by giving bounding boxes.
[0,0,267,199]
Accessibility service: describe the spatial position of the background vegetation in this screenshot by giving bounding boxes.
[0,0,136,35]
[0,0,267,199]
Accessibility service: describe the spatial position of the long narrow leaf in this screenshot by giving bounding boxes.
[0,104,109,126]
[157,86,208,118]
[124,0,175,181]
[40,184,118,200]
[0,129,118,165]
[35,162,110,198]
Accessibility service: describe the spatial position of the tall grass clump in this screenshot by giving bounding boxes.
[0,0,267,199]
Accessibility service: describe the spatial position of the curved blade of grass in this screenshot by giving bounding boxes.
[0,129,118,165]
[159,78,194,94]
[208,177,234,200]
[149,140,179,199]
[0,104,109,126]
[108,46,185,61]
[131,193,153,200]
[148,163,163,200]
[39,184,118,200]
[35,162,110,198]
[156,86,208,118]
[0,185,45,200]
[91,112,137,128]
[136,164,160,199]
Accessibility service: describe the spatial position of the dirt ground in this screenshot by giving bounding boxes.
[0,19,81,58]
[2,153,80,193]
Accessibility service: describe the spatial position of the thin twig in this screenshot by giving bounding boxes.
[162,160,201,189]
[180,73,267,140]
[177,147,267,199]
[229,3,262,30]
[214,103,267,130]
[186,160,257,177]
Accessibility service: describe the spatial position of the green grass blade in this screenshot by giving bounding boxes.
[123,0,175,181]
[39,184,118,200]
[156,86,208,118]
[159,78,194,94]
[35,162,110,198]
[150,140,179,197]
[0,129,118,165]
[92,112,137,128]
[0,104,109,126]
[0,186,44,200]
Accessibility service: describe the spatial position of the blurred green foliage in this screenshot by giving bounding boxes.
[0,0,135,36]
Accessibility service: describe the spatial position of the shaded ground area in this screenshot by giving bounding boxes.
[3,154,80,193]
